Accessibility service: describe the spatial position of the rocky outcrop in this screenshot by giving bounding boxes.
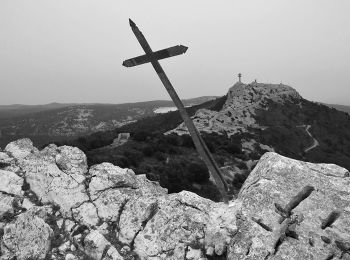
[0,139,349,259]
[4,138,39,160]
[1,206,53,260]
[167,81,301,137]
[228,152,350,259]
[0,139,237,259]
[111,133,130,148]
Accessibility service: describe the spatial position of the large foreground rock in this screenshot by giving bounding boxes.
[1,206,53,260]
[228,152,350,259]
[0,139,237,259]
[0,139,349,259]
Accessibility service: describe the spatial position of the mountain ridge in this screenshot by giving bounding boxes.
[0,96,217,115]
[0,96,217,147]
[326,103,350,114]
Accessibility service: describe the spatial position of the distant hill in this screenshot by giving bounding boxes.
[168,82,350,170]
[326,103,350,114]
[0,96,217,148]
[0,103,77,119]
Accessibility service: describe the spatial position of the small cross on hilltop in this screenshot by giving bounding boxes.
[238,73,242,82]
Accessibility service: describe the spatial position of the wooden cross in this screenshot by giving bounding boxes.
[123,19,229,203]
[238,73,242,82]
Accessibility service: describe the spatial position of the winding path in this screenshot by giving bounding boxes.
[299,125,319,153]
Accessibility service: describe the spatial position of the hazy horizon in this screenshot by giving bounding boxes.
[0,95,219,107]
[1,95,350,108]
[1,1,350,106]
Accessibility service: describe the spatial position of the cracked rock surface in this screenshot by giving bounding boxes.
[228,152,350,260]
[0,139,237,259]
[0,139,349,259]
[1,206,53,260]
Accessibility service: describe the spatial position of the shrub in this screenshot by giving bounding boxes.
[205,140,216,153]
[249,151,261,160]
[181,135,195,148]
[90,139,106,149]
[187,162,210,183]
[235,153,249,161]
[224,142,242,154]
[214,155,226,166]
[123,150,144,167]
[142,145,155,157]
[132,131,151,142]
[156,143,170,153]
[114,155,130,168]
[168,147,178,155]
[237,161,248,170]
[166,134,180,146]
[166,162,191,193]
[154,151,166,162]
[146,172,159,182]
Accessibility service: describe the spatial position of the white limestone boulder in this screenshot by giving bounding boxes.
[1,206,53,260]
[0,169,23,196]
[4,138,38,160]
[14,140,89,216]
[228,152,350,259]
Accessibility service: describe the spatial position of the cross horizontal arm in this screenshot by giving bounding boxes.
[123,45,188,67]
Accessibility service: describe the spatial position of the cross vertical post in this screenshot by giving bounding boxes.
[123,19,230,202]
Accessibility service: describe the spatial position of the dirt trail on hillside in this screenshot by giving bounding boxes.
[298,125,319,152]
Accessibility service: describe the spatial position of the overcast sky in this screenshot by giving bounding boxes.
[0,0,349,105]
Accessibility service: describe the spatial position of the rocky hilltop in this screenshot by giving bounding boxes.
[168,82,302,136]
[0,138,349,259]
[163,81,350,172]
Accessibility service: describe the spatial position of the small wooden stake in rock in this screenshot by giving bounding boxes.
[123,19,230,203]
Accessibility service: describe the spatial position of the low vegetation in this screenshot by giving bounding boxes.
[253,98,350,170]
[53,96,350,201]
[87,132,251,201]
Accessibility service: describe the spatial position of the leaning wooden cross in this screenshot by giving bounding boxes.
[123,19,229,203]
